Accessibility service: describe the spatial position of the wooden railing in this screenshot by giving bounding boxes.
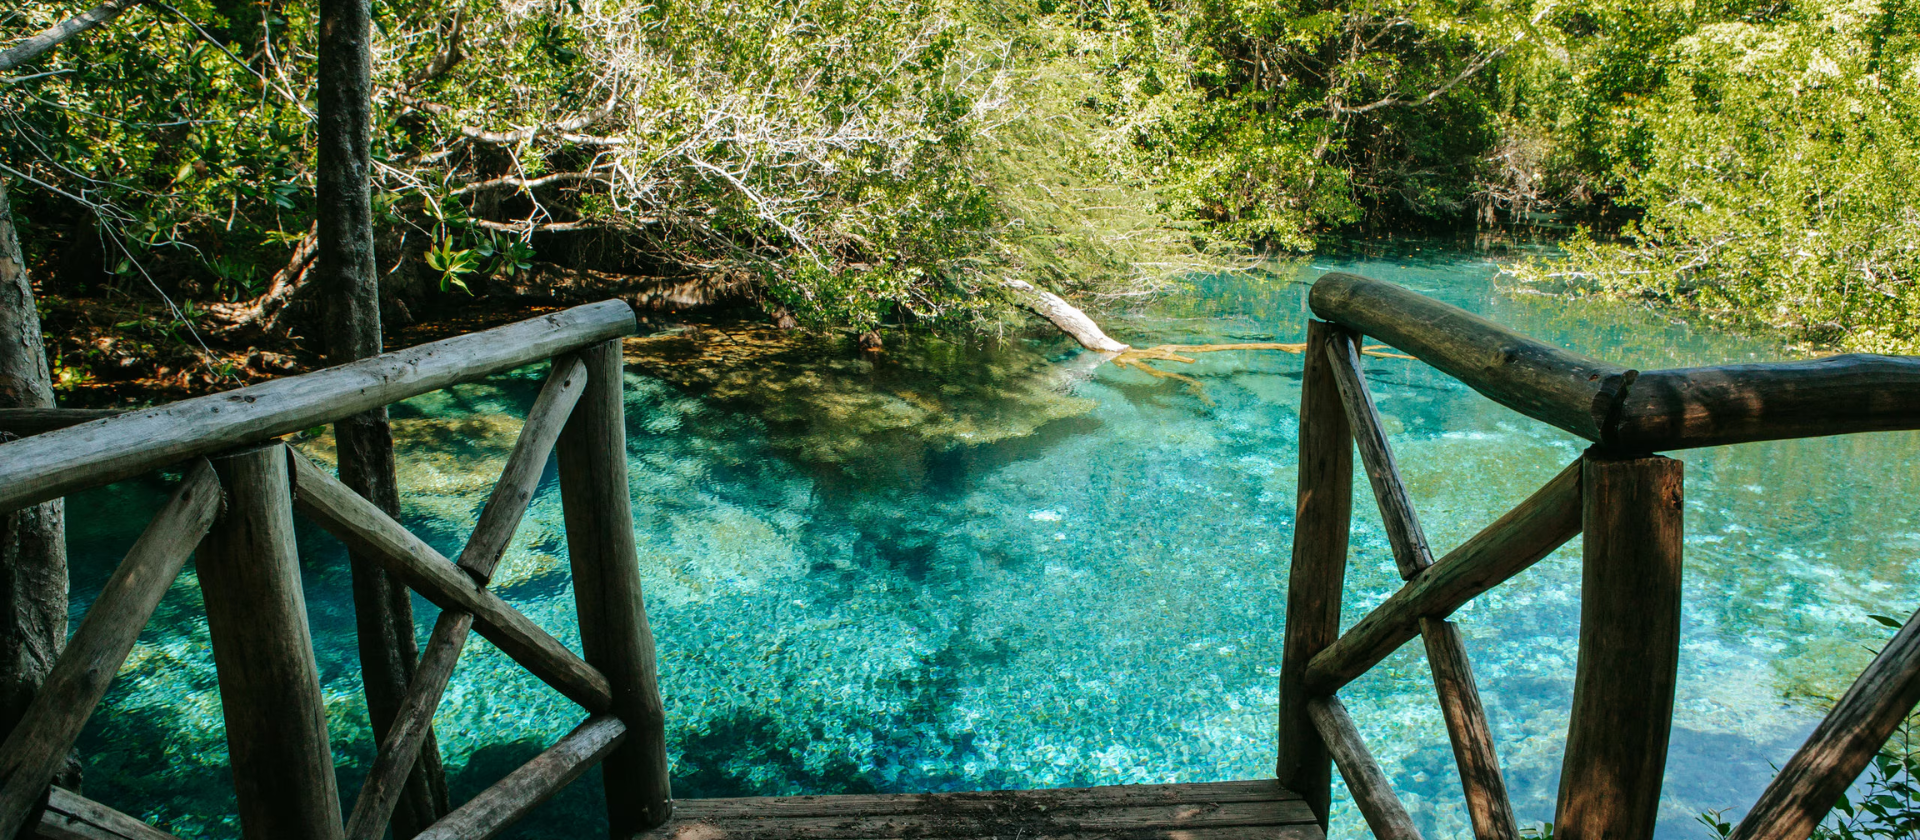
[0,301,666,840]
[1278,273,1920,840]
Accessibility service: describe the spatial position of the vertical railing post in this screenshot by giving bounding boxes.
[1556,451,1684,840]
[198,442,344,840]
[556,340,671,832]
[1278,320,1355,828]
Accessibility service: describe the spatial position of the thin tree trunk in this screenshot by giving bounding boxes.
[314,1,449,834]
[0,181,74,788]
[0,0,141,74]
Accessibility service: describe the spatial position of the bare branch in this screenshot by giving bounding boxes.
[452,169,611,196]
[0,0,142,73]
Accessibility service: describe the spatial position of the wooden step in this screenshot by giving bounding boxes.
[648,779,1324,840]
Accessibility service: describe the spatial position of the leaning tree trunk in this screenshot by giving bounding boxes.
[0,181,72,785]
[314,0,450,833]
[1002,279,1129,353]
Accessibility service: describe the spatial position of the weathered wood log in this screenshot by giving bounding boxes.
[458,356,586,579]
[1001,279,1129,353]
[412,715,626,840]
[1555,452,1683,840]
[1325,326,1433,577]
[1610,356,1920,452]
[344,357,590,840]
[0,0,141,73]
[0,409,122,438]
[1306,458,1583,693]
[286,450,614,712]
[1727,605,1920,840]
[1420,618,1520,840]
[0,300,635,514]
[197,444,344,840]
[0,463,220,840]
[556,339,672,830]
[1306,696,1423,840]
[1310,272,1630,442]
[34,787,183,840]
[1276,320,1353,829]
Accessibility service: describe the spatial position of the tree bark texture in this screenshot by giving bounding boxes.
[314,0,448,831]
[0,180,71,787]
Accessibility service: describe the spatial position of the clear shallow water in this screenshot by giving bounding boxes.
[65,242,1920,838]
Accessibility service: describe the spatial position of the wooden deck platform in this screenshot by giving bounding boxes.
[645,779,1322,840]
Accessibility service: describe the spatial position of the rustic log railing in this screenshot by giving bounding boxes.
[0,300,665,840]
[1280,272,1920,840]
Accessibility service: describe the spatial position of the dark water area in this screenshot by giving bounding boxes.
[64,242,1919,838]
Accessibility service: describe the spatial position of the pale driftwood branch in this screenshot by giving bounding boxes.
[1325,327,1432,578]
[1306,457,1583,693]
[0,0,143,73]
[1003,279,1128,353]
[413,715,627,840]
[1276,320,1352,828]
[452,171,608,197]
[468,218,603,234]
[0,299,635,514]
[1307,696,1423,840]
[286,449,614,712]
[0,462,219,840]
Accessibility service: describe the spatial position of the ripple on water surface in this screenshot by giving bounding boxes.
[66,243,1920,838]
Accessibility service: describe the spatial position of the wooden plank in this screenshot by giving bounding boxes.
[1309,272,1630,443]
[414,715,626,840]
[1276,320,1354,829]
[0,300,635,514]
[1306,696,1423,840]
[1555,453,1683,840]
[557,339,672,831]
[678,780,1302,819]
[1611,356,1920,451]
[286,449,613,712]
[1419,618,1520,840]
[652,824,1324,840]
[197,444,344,840]
[656,800,1317,838]
[1727,606,1920,840]
[1324,326,1432,579]
[0,463,220,839]
[458,355,586,580]
[344,610,475,840]
[0,408,122,438]
[34,787,183,840]
[1305,458,1583,693]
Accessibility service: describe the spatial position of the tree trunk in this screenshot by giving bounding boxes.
[314,1,449,833]
[0,181,74,788]
[1002,279,1129,353]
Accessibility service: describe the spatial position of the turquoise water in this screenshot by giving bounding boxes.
[64,242,1920,838]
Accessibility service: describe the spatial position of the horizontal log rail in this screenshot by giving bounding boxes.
[0,304,663,840]
[1288,273,1920,840]
[0,299,633,514]
[1309,272,1920,452]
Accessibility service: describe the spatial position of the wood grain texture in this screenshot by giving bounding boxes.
[0,463,219,840]
[1728,607,1920,840]
[0,409,121,437]
[1419,618,1520,840]
[1306,458,1583,693]
[1555,453,1683,840]
[0,300,635,514]
[198,444,344,840]
[414,715,626,840]
[286,449,613,712]
[1310,272,1628,442]
[458,355,586,580]
[1306,696,1423,840]
[1609,356,1920,451]
[646,779,1320,840]
[33,787,182,840]
[557,340,672,830]
[1276,320,1353,829]
[1325,326,1432,579]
